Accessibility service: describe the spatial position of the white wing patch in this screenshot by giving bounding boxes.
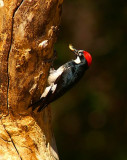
[41,86,51,98]
[48,66,65,84]
[51,84,57,93]
[41,66,64,98]
[41,84,57,98]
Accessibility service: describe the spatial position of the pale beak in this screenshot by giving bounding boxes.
[69,44,79,56]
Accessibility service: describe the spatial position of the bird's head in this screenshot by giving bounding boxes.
[69,44,92,67]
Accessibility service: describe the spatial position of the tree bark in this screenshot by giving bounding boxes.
[0,0,63,159]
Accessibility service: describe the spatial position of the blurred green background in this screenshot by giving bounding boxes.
[53,0,127,160]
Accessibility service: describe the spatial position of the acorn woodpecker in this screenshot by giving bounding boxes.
[30,44,92,112]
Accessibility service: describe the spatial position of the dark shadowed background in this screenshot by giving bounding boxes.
[52,0,127,160]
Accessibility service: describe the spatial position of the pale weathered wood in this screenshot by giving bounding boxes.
[0,0,63,159]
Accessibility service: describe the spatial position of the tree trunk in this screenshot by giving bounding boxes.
[0,0,63,159]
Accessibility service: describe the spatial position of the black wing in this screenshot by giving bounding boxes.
[30,62,85,112]
[37,69,69,112]
[29,69,67,112]
[37,64,85,112]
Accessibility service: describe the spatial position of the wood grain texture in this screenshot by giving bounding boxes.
[0,0,63,159]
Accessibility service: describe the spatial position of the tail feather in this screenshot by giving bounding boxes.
[37,87,54,111]
[29,85,54,111]
[37,103,48,112]
[36,89,53,111]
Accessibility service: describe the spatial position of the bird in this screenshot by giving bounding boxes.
[30,44,92,112]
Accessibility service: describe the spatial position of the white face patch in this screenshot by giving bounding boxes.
[74,56,81,64]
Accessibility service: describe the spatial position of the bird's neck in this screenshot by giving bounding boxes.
[73,56,86,64]
[73,56,81,64]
